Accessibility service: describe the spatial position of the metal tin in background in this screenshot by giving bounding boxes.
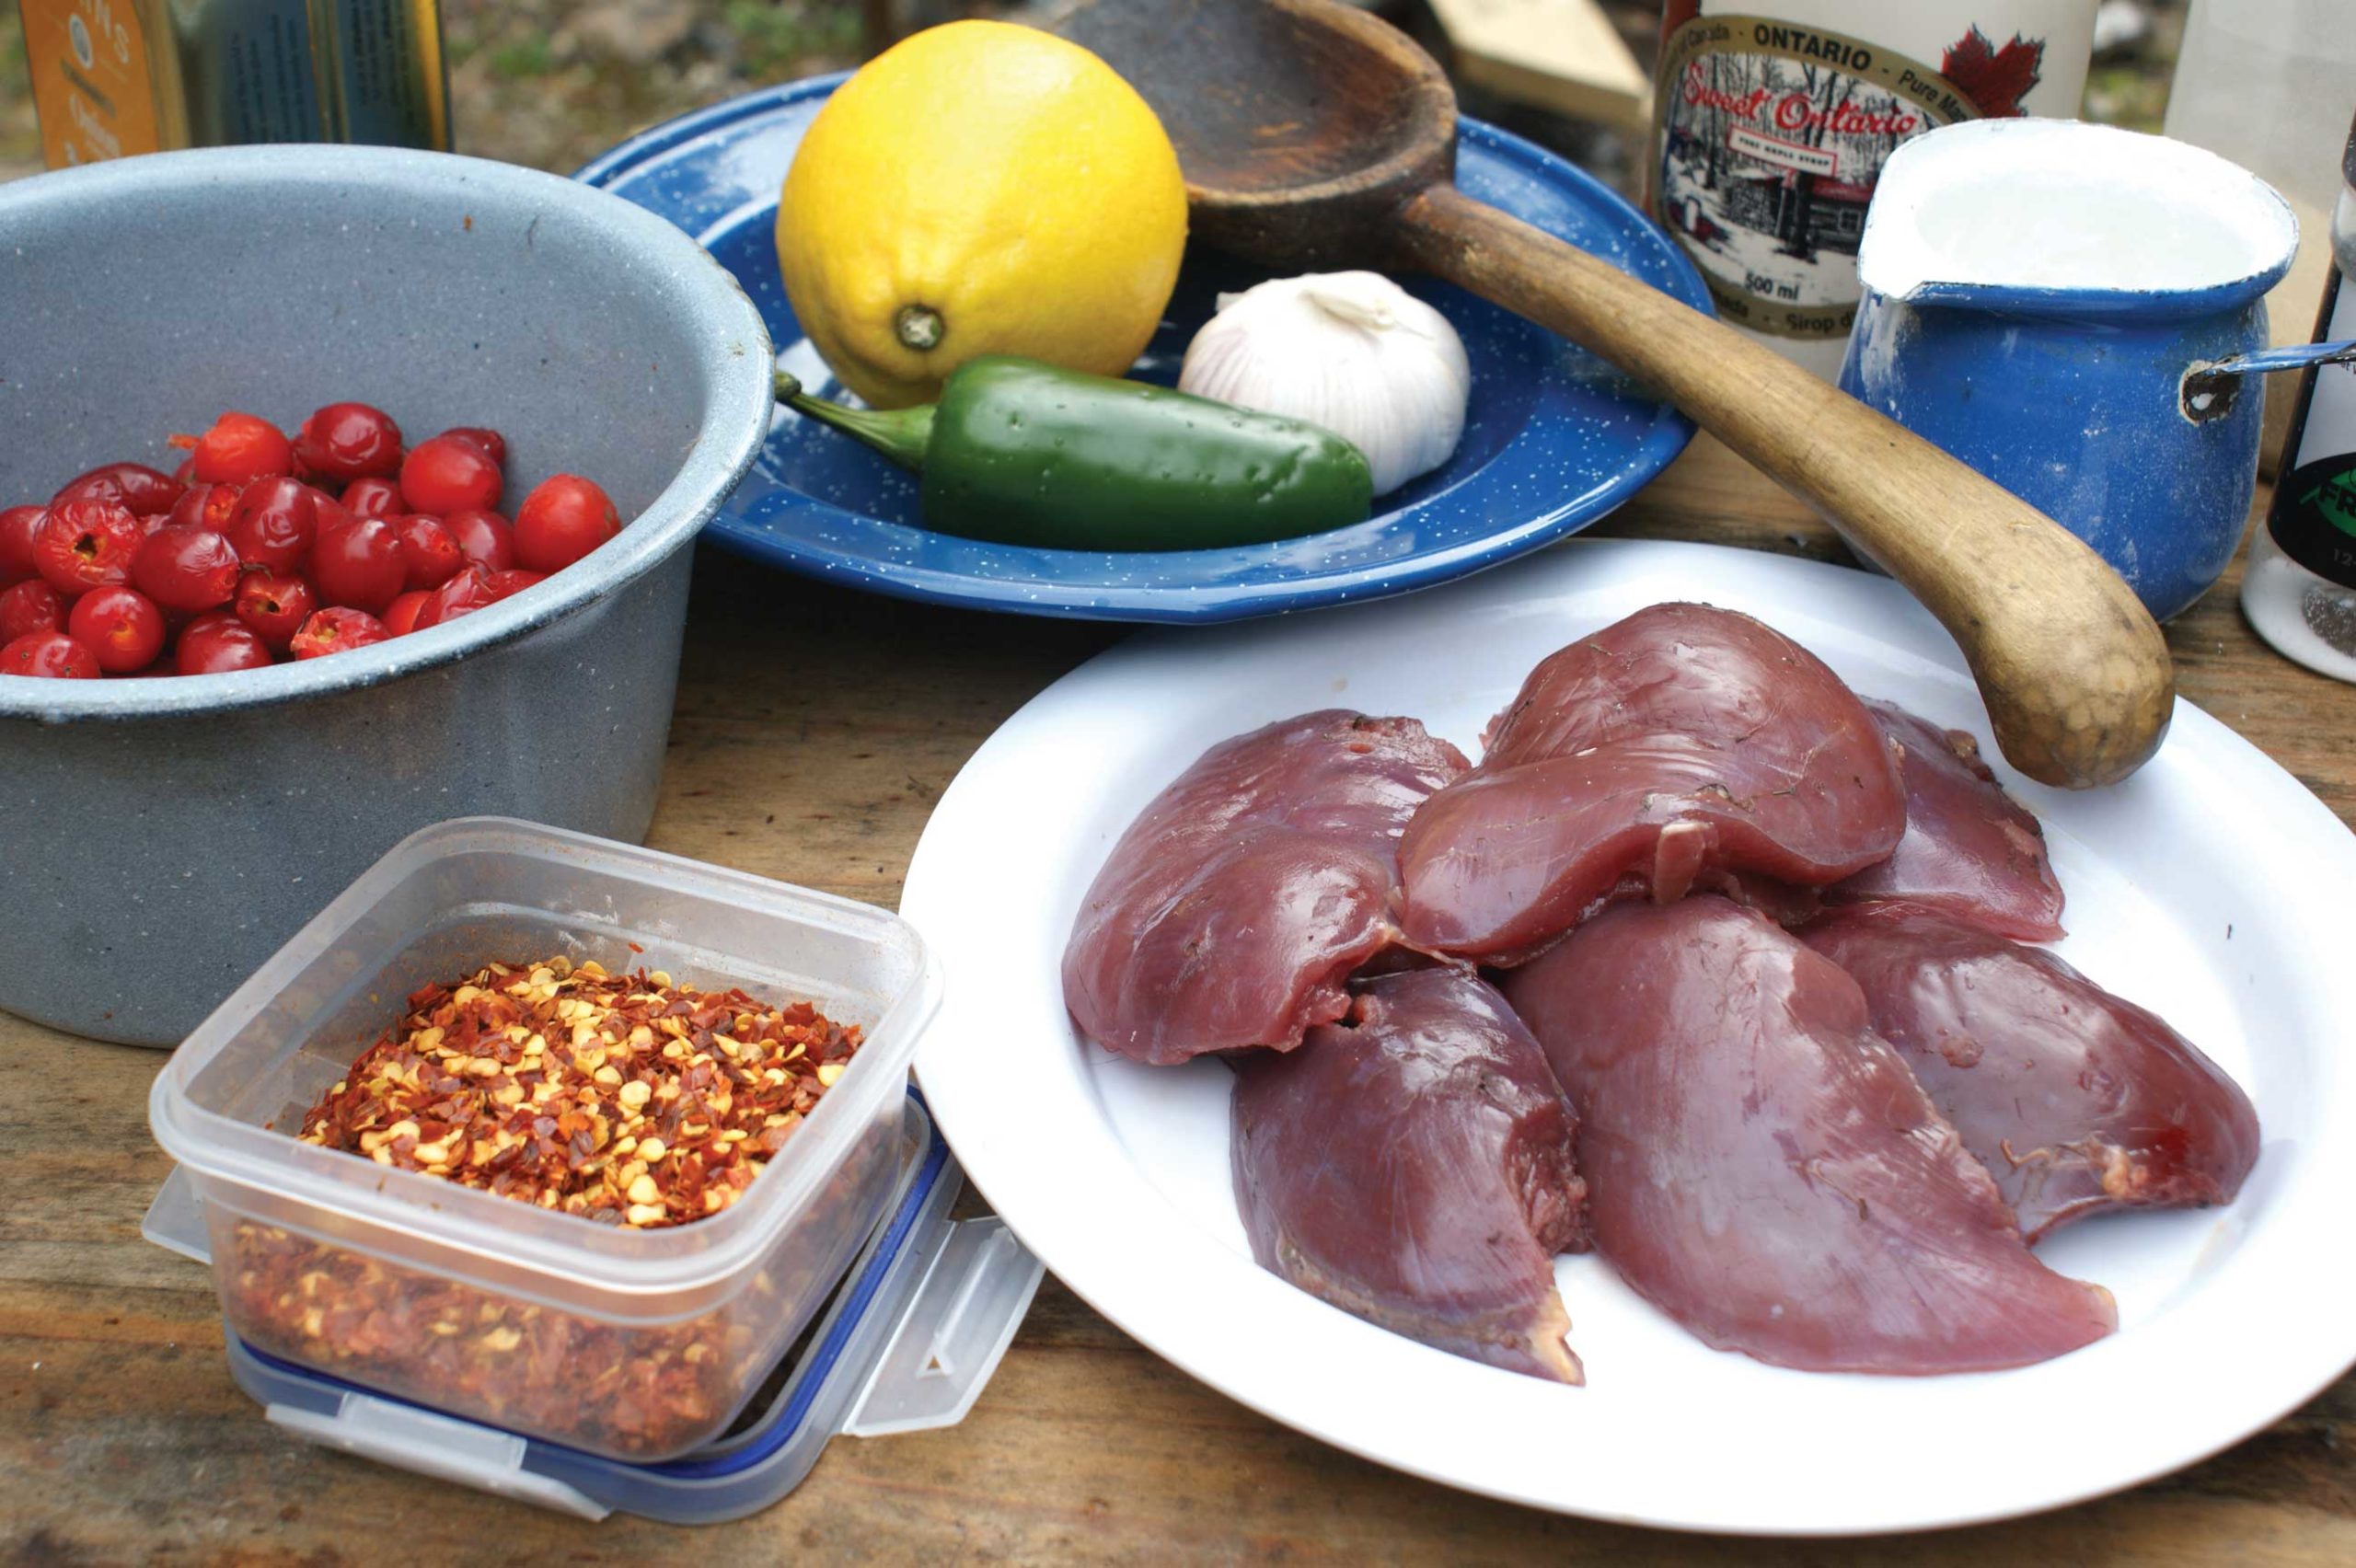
[17,0,449,167]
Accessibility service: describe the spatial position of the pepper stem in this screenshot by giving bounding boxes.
[774,371,934,471]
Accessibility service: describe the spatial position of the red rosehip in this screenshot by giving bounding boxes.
[310,516,406,612]
[52,462,185,517]
[400,432,502,514]
[224,478,326,574]
[294,401,405,483]
[514,475,620,573]
[310,489,357,533]
[47,475,114,513]
[187,411,294,485]
[233,571,318,651]
[383,589,432,637]
[443,509,514,571]
[390,514,464,590]
[175,611,273,674]
[0,629,99,678]
[415,564,501,628]
[35,498,144,595]
[167,480,244,533]
[65,585,167,673]
[442,426,507,467]
[483,568,548,601]
[341,476,405,518]
[125,463,191,515]
[132,527,242,614]
[0,579,66,642]
[289,606,389,661]
[0,506,46,584]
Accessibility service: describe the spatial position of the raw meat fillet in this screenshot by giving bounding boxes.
[1802,903,2259,1242]
[1503,896,2117,1374]
[1064,710,1468,1066]
[1400,604,1905,963]
[1825,701,2067,940]
[1231,968,1588,1383]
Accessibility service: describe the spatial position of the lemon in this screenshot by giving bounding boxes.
[777,20,1188,409]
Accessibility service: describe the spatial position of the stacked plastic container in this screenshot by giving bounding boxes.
[144,818,1040,1519]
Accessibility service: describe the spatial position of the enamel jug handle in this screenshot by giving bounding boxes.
[2184,338,2356,421]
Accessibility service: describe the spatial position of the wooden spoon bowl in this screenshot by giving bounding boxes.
[1059,0,1454,261]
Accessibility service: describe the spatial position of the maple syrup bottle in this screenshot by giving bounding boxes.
[1646,0,2095,377]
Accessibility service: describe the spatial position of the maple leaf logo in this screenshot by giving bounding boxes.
[1942,27,2046,118]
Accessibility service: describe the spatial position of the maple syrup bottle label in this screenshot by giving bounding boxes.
[2266,269,2356,591]
[1648,0,2094,375]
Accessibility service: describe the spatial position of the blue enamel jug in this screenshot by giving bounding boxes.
[1840,119,2356,620]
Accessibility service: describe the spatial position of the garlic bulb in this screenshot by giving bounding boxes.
[1178,271,1472,496]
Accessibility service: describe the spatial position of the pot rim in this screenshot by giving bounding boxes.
[1882,271,2295,321]
[1858,119,2301,324]
[0,145,774,724]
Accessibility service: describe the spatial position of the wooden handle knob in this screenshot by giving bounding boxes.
[1396,184,2175,789]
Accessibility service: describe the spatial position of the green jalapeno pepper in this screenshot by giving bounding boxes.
[773,355,1373,551]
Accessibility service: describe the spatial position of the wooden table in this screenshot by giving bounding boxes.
[6,437,2353,1564]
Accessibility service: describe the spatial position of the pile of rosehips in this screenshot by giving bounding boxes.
[0,402,623,679]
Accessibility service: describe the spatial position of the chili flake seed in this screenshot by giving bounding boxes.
[294,955,862,1229]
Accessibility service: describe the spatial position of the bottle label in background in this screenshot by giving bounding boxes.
[22,0,449,167]
[2269,270,2356,589]
[1649,12,2048,341]
[21,0,163,167]
[317,0,449,150]
[177,0,322,145]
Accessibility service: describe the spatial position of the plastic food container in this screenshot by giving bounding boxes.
[147,1096,1043,1521]
[148,817,946,1462]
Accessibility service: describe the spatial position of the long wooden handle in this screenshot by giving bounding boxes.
[1395,182,2175,789]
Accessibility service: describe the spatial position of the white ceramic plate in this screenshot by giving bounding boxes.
[904,540,2356,1536]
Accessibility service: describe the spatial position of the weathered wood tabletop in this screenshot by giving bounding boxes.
[5,436,2352,1565]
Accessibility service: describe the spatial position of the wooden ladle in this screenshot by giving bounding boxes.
[1053,0,2175,789]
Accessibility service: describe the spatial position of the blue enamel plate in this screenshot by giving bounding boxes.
[578,77,1708,622]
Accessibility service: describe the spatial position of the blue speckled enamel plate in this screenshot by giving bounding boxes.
[579,77,1708,622]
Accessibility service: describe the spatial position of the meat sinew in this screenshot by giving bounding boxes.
[1823,701,2067,941]
[1802,903,2259,1243]
[1063,710,1469,1066]
[1399,604,1905,964]
[1503,896,2117,1374]
[1231,968,1588,1383]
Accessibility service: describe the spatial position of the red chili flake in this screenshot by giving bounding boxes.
[294,956,859,1227]
[219,955,870,1456]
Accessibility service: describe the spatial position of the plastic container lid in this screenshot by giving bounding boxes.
[147,1095,1043,1523]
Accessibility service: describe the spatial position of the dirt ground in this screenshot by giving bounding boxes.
[1,0,2179,187]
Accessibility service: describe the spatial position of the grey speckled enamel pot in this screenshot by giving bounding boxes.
[0,146,773,1045]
